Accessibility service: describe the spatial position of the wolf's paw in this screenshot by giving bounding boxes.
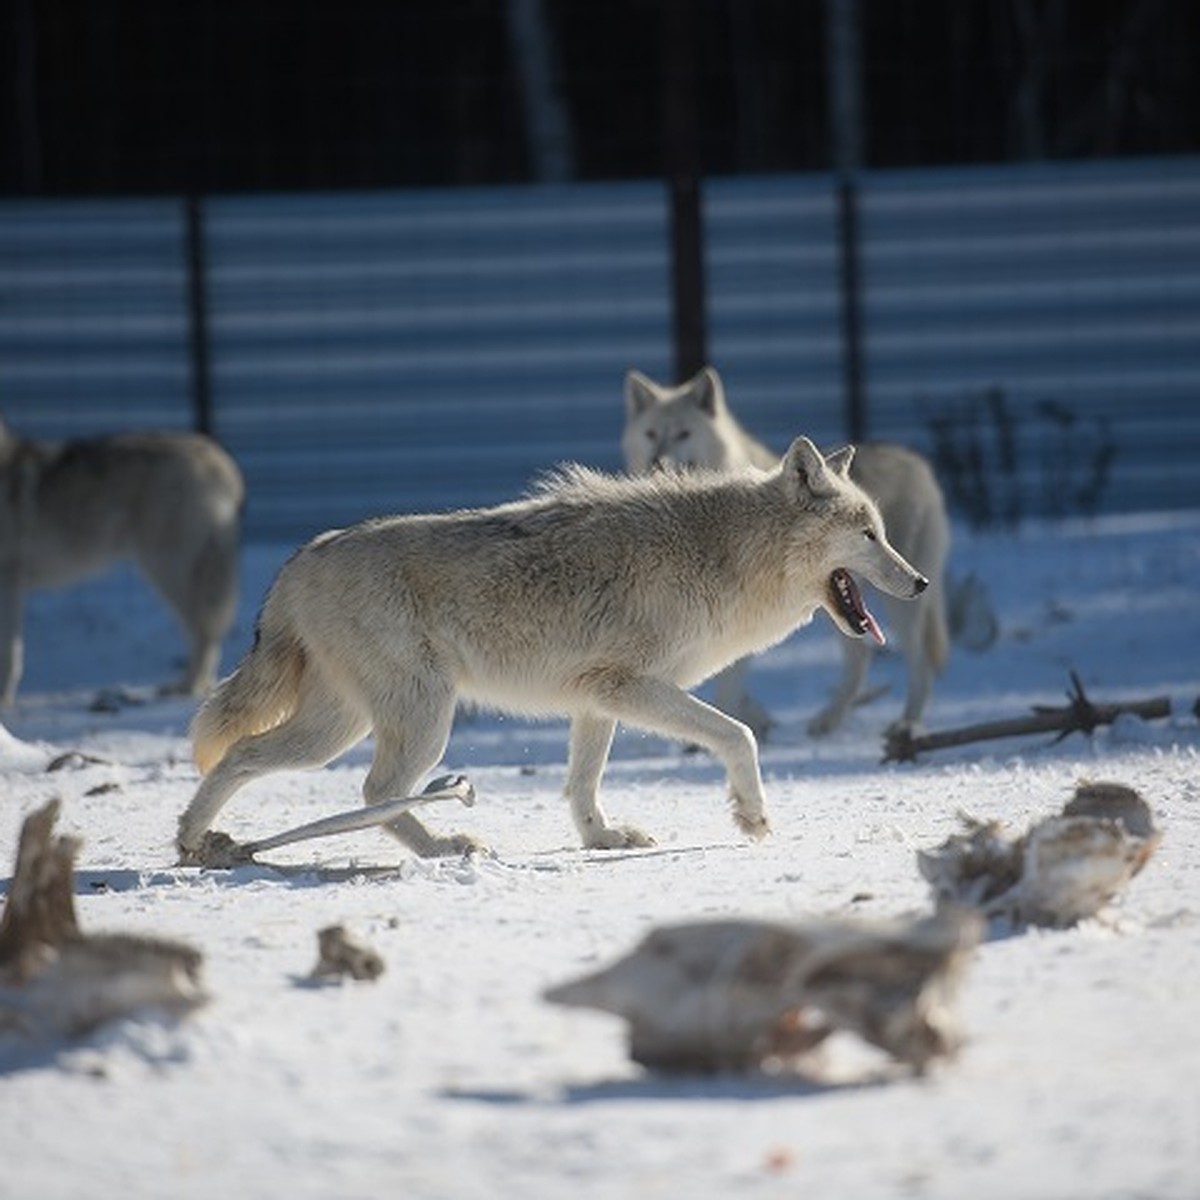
[583,825,657,851]
[733,809,771,841]
[420,832,491,859]
[177,829,254,868]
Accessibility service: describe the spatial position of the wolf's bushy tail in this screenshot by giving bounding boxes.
[191,602,305,774]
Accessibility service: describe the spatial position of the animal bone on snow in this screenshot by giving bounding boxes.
[544,907,981,1075]
[917,781,1160,928]
[309,925,385,982]
[0,800,206,1048]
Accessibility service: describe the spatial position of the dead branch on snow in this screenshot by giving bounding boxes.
[885,672,1172,763]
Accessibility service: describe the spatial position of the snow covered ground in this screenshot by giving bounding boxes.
[2,511,1199,1199]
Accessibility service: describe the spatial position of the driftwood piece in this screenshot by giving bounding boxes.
[181,773,476,868]
[0,800,205,1049]
[309,925,385,983]
[917,781,1160,928]
[545,908,981,1076]
[885,672,1172,763]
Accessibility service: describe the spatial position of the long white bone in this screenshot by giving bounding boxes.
[243,774,475,856]
[183,774,477,866]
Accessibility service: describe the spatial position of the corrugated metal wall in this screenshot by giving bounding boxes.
[0,198,192,431]
[703,157,1200,521]
[204,183,672,538]
[2,158,1197,542]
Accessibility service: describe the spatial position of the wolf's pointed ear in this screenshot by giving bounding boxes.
[625,370,660,419]
[690,366,725,416]
[782,436,835,496]
[825,445,855,477]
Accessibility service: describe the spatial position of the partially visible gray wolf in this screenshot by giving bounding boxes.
[0,418,244,703]
[623,367,950,736]
[177,438,927,861]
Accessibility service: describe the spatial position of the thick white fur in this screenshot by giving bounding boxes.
[623,367,950,737]
[180,441,925,858]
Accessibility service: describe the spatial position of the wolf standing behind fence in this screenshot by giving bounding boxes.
[177,437,927,861]
[0,418,243,703]
[622,367,951,738]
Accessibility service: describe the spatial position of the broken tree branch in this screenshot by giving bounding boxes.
[885,672,1172,763]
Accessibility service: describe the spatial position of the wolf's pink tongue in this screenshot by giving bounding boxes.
[864,609,886,646]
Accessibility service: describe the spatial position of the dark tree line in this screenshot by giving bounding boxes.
[2,0,1197,197]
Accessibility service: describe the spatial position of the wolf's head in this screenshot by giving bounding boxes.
[779,437,928,644]
[622,366,753,474]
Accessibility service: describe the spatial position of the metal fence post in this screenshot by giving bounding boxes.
[663,0,707,381]
[826,0,867,443]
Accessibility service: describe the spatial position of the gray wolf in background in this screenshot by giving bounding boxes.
[177,439,927,861]
[0,418,244,703]
[623,367,951,737]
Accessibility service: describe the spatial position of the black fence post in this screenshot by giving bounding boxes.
[183,193,213,437]
[663,0,707,382]
[833,181,866,443]
[826,0,867,443]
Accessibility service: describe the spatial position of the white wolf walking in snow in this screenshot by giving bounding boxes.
[622,367,951,738]
[177,437,927,861]
[0,418,243,703]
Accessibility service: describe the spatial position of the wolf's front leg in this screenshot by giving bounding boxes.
[565,712,655,849]
[808,635,873,736]
[591,676,771,841]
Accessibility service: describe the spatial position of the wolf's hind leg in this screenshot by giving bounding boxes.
[592,675,770,840]
[364,685,482,858]
[565,713,653,849]
[177,682,368,858]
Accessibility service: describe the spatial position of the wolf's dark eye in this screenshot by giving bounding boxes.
[863,528,877,541]
[645,429,657,440]
[675,430,690,442]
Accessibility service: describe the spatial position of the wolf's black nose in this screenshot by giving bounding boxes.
[914,574,929,594]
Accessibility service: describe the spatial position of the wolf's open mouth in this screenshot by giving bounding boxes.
[829,568,886,645]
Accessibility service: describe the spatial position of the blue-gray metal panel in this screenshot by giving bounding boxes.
[857,157,1200,518]
[205,180,671,540]
[0,198,193,435]
[1,160,1197,540]
[704,174,844,454]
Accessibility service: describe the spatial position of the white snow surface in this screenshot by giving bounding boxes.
[2,511,1199,1199]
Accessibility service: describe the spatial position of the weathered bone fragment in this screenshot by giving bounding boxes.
[309,925,385,983]
[918,781,1159,928]
[0,800,205,1049]
[545,908,980,1075]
